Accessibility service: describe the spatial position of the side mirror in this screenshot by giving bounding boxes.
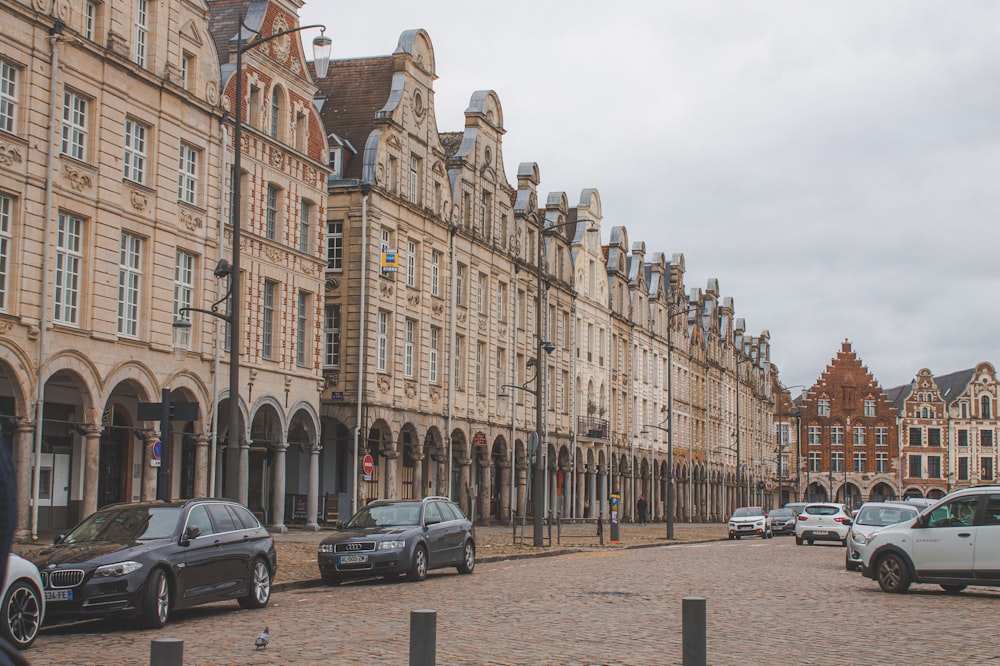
[181,525,201,545]
[843,518,852,526]
[53,534,65,545]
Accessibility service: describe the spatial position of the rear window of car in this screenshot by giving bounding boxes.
[805,505,840,516]
[732,507,763,517]
[856,505,917,526]
[770,509,795,517]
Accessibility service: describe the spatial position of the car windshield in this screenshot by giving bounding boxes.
[63,506,181,544]
[856,505,917,526]
[805,505,840,516]
[769,508,794,518]
[345,503,421,528]
[732,508,763,518]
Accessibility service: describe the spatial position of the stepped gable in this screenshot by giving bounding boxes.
[812,340,892,410]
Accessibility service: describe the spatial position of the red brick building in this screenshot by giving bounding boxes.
[798,341,899,507]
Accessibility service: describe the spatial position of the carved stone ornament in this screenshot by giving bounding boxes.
[0,141,23,167]
[271,150,284,169]
[0,321,11,335]
[325,277,340,291]
[429,386,441,403]
[63,165,92,192]
[265,246,283,262]
[477,398,486,414]
[206,81,219,106]
[270,14,291,65]
[432,302,444,316]
[404,381,416,398]
[377,375,391,393]
[324,371,339,387]
[456,310,467,324]
[406,292,420,307]
[181,210,203,231]
[130,190,148,211]
[26,324,39,340]
[379,281,393,298]
[498,324,507,338]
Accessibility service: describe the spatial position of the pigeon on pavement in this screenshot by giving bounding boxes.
[255,627,269,649]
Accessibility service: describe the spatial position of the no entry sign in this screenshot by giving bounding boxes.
[362,453,375,479]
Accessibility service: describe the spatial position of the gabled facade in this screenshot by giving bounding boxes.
[895,368,950,499]
[945,362,998,488]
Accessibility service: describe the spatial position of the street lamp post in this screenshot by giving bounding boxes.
[175,19,330,505]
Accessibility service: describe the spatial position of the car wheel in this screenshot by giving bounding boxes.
[408,545,428,582]
[238,558,271,609]
[139,568,171,629]
[941,584,966,594]
[1,579,42,649]
[808,540,814,546]
[766,529,773,539]
[795,535,803,546]
[457,540,475,575]
[876,553,912,593]
[728,534,734,540]
[321,573,342,586]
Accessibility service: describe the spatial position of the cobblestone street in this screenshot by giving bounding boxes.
[23,528,1000,665]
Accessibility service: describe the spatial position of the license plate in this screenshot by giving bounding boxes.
[45,589,73,601]
[814,530,829,535]
[339,554,368,564]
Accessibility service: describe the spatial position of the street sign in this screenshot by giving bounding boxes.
[151,440,162,468]
[362,454,375,480]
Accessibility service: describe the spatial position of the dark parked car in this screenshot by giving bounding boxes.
[28,499,276,628]
[769,508,797,535]
[318,496,475,585]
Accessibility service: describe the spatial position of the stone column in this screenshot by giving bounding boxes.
[14,419,34,541]
[83,425,103,516]
[515,461,527,520]
[140,430,159,502]
[194,432,210,498]
[412,453,424,499]
[587,465,597,519]
[478,456,492,523]
[575,463,585,518]
[238,433,250,507]
[498,461,511,524]
[598,464,608,520]
[269,442,288,533]
[458,457,471,517]
[383,449,399,500]
[305,443,321,531]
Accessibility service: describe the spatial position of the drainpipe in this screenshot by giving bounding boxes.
[208,122,230,497]
[31,22,64,540]
[445,224,457,499]
[351,183,370,517]
[509,264,519,521]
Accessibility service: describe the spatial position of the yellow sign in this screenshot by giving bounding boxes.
[381,250,398,272]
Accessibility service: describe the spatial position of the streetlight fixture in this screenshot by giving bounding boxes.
[640,421,673,539]
[174,18,330,505]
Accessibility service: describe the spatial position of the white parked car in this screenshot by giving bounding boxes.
[727,506,772,539]
[2,553,45,650]
[859,486,1000,593]
[794,503,852,546]
[845,501,921,571]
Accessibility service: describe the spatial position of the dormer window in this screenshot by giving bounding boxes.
[329,146,342,178]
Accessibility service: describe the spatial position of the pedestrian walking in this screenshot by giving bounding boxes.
[636,495,648,525]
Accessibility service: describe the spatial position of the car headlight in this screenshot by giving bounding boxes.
[94,561,143,577]
[852,532,872,546]
[379,540,406,550]
[318,544,334,553]
[727,522,735,529]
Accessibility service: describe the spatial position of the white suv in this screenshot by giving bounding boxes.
[845,501,920,571]
[794,503,852,546]
[859,486,1000,593]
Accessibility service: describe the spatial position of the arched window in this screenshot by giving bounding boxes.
[269,86,286,139]
[982,395,992,419]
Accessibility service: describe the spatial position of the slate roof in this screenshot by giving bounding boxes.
[314,56,395,180]
[885,367,975,414]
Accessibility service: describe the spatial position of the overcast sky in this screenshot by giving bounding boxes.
[299,1,1000,393]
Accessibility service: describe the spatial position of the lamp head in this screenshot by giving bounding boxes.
[213,258,233,278]
[312,29,332,79]
[541,341,556,355]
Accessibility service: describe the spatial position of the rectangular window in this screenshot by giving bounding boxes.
[853,451,866,473]
[326,221,343,270]
[497,282,506,322]
[408,155,420,203]
[831,451,844,473]
[62,90,88,161]
[430,251,440,296]
[853,426,865,447]
[984,430,995,448]
[117,233,142,337]
[429,326,439,383]
[958,429,968,447]
[908,427,922,446]
[983,458,995,481]
[54,212,82,324]
[477,273,487,315]
[84,2,97,40]
[323,305,341,367]
[864,399,876,417]
[928,428,941,447]
[475,341,485,394]
[876,452,889,474]
[876,427,888,446]
[908,455,922,478]
[927,456,941,479]
[517,289,526,329]
[265,185,278,240]
[456,263,466,307]
[817,399,830,416]
[0,194,11,310]
[123,118,148,183]
[177,143,198,204]
[480,190,492,237]
[406,240,417,288]
[809,451,821,473]
[298,200,311,253]
[454,335,464,391]
[958,457,968,481]
[295,291,308,367]
[181,52,194,90]
[404,319,415,378]
[376,310,389,372]
[0,60,17,134]
[134,0,149,67]
[831,426,843,446]
[270,90,280,138]
[262,280,277,359]
[173,250,194,349]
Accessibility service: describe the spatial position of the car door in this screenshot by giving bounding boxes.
[175,504,221,603]
[422,502,450,565]
[973,493,1000,583]
[910,496,979,579]
[204,503,248,597]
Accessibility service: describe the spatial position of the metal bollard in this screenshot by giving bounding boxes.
[409,609,436,666]
[150,637,183,666]
[681,596,706,666]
